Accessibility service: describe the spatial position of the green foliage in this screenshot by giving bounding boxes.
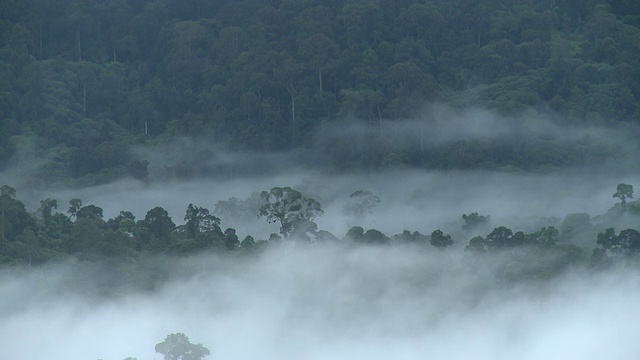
[430,229,453,249]
[258,187,323,238]
[526,226,559,248]
[184,204,222,241]
[465,236,487,254]
[223,228,240,250]
[485,226,515,250]
[613,183,634,206]
[140,206,176,250]
[461,212,490,231]
[344,226,364,243]
[0,185,37,243]
[596,227,640,258]
[361,229,389,245]
[393,230,428,244]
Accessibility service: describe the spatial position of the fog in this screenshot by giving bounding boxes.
[3,105,640,359]
[1,245,640,360]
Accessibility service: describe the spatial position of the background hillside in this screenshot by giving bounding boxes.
[1,0,639,185]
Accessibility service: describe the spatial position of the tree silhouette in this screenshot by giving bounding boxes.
[155,333,210,360]
[613,183,634,208]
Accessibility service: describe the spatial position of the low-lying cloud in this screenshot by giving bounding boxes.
[1,245,639,360]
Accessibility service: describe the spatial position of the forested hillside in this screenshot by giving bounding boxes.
[1,0,640,185]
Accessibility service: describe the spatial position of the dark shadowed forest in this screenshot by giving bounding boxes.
[1,0,639,185]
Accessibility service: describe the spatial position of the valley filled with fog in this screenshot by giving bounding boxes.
[2,160,640,359]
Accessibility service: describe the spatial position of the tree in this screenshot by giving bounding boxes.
[484,226,514,250]
[240,235,256,250]
[596,227,618,252]
[344,226,364,243]
[155,333,210,360]
[465,236,487,254]
[13,227,41,266]
[38,198,58,226]
[430,229,453,249]
[597,227,640,258]
[613,183,633,208]
[461,212,490,231]
[362,228,389,244]
[223,228,240,250]
[526,226,559,248]
[141,207,175,249]
[393,230,428,244]
[68,198,83,219]
[0,186,36,244]
[258,187,323,238]
[76,204,103,219]
[184,204,221,240]
[618,229,640,257]
[343,190,381,217]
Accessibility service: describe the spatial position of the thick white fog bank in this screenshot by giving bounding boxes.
[1,245,640,360]
[18,168,637,239]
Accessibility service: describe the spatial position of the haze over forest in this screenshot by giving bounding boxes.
[1,0,640,359]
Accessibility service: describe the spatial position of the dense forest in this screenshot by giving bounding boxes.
[1,0,639,186]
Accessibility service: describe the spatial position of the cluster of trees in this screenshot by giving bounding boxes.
[2,183,639,283]
[1,0,639,185]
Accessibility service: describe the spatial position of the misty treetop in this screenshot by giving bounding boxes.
[155,332,210,360]
[1,0,640,185]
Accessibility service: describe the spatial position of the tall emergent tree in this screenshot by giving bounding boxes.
[613,183,634,209]
[259,187,324,238]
